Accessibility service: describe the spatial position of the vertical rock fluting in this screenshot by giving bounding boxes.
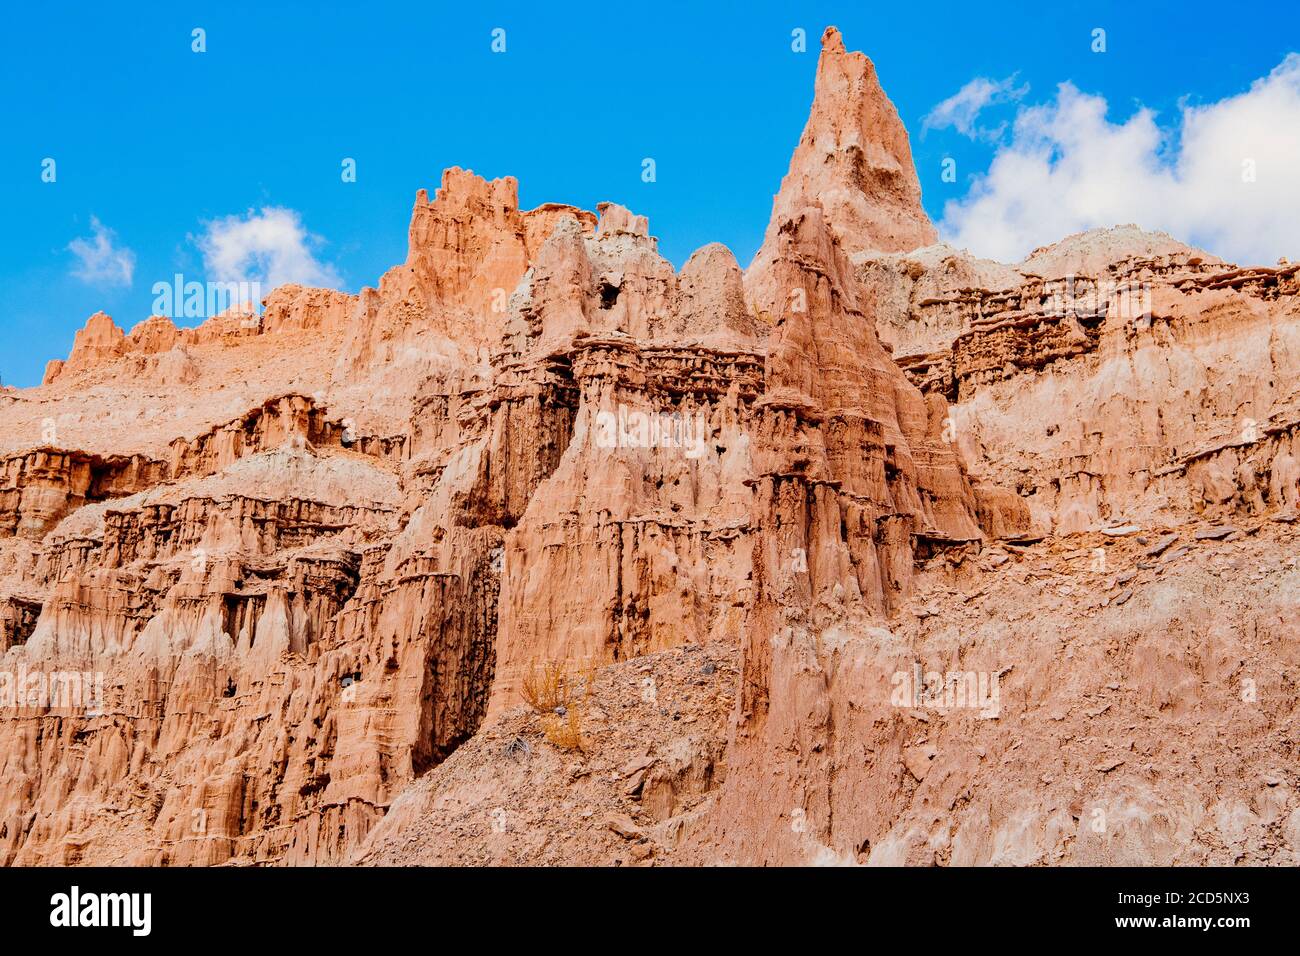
[699,198,996,864]
[486,203,766,715]
[692,25,1030,864]
[749,205,983,620]
[0,163,598,864]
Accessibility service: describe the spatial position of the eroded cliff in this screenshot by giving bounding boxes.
[3,26,1298,868]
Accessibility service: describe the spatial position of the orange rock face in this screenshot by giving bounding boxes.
[3,26,1299,868]
[747,26,937,310]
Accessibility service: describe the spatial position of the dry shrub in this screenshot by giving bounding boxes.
[577,660,597,696]
[520,659,596,752]
[541,708,585,751]
[520,660,571,714]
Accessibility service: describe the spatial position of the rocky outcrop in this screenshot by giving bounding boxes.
[44,308,266,386]
[880,238,1300,533]
[338,168,599,375]
[0,450,167,540]
[59,311,126,376]
[261,286,359,336]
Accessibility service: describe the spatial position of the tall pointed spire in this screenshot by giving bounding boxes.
[748,26,936,304]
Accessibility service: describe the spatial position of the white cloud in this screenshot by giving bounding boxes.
[922,75,1028,140]
[938,55,1300,266]
[196,207,342,291]
[68,216,135,285]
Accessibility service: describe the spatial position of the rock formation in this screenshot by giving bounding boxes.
[746,26,937,310]
[3,26,1299,867]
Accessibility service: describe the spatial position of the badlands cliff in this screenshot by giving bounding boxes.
[3,26,1299,866]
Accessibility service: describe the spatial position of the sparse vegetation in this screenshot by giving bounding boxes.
[540,707,585,751]
[520,659,571,713]
[520,659,596,752]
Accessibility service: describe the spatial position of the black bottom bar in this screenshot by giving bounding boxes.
[0,865,1288,942]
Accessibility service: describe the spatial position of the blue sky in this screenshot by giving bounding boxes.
[2,1,1297,387]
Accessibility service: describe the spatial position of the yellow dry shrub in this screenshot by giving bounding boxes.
[540,708,585,752]
[520,660,571,713]
[520,659,596,752]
